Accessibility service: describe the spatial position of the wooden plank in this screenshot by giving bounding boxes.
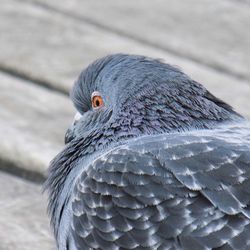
[0,0,249,117]
[29,0,250,81]
[0,172,54,250]
[0,72,74,177]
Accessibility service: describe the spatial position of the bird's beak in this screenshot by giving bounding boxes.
[64,112,82,144]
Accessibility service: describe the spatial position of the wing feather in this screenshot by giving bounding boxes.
[71,122,250,249]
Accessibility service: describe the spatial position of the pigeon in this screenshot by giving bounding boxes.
[45,54,250,250]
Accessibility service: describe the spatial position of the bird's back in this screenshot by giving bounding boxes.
[68,121,250,249]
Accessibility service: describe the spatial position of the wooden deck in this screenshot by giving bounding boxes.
[0,0,249,248]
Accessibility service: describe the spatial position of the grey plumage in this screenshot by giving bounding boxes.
[45,54,250,250]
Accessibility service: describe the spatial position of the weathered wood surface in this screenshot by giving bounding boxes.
[0,172,54,249]
[30,0,250,82]
[1,0,250,118]
[0,72,74,178]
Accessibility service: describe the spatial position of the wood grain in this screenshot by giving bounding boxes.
[0,72,74,176]
[29,0,250,81]
[0,172,54,249]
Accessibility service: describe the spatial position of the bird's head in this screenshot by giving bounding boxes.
[66,54,240,145]
[46,54,242,237]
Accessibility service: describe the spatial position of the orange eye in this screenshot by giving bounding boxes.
[92,94,104,109]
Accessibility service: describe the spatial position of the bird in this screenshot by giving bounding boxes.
[45,54,250,250]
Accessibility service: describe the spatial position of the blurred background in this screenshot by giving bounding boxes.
[0,0,250,249]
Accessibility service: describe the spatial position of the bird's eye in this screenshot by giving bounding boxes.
[91,92,104,109]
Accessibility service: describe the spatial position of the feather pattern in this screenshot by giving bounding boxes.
[71,122,250,249]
